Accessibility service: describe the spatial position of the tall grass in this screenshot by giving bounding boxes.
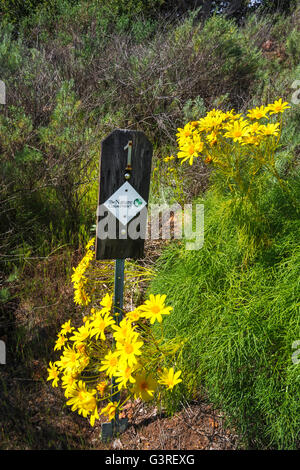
[150,167,300,449]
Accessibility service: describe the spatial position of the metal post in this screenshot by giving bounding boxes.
[113,259,125,324]
[101,258,128,442]
[112,258,125,433]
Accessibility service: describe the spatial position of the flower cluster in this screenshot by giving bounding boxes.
[175,99,290,166]
[71,238,95,306]
[47,291,183,426]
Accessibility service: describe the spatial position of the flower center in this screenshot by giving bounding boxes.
[151,305,160,314]
[109,357,118,367]
[188,145,195,155]
[233,130,242,137]
[124,343,134,355]
[140,381,148,390]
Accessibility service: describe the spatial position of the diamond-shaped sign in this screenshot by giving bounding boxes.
[103,182,147,225]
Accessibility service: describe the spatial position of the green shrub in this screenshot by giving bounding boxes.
[286,28,300,66]
[150,166,300,449]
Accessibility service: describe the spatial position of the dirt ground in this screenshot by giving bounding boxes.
[0,363,240,450]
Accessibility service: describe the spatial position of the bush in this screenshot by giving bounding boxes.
[149,102,300,448]
[150,174,300,448]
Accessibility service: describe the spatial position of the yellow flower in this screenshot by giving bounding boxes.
[60,320,74,336]
[116,333,143,368]
[198,109,228,132]
[176,122,195,146]
[257,122,280,136]
[100,401,118,421]
[268,98,290,115]
[177,135,204,165]
[206,130,218,146]
[56,345,81,375]
[67,380,99,426]
[85,237,95,250]
[61,373,77,397]
[77,353,90,372]
[47,361,60,387]
[241,135,261,146]
[100,293,113,312]
[96,381,107,397]
[69,323,91,345]
[224,119,250,143]
[138,294,173,324]
[224,109,238,120]
[71,248,94,306]
[73,280,91,306]
[126,308,141,322]
[114,364,136,390]
[112,318,136,345]
[247,122,261,134]
[54,334,68,351]
[158,367,182,390]
[247,105,269,120]
[89,311,115,341]
[75,342,86,354]
[163,155,175,162]
[99,350,120,378]
[132,371,157,401]
[204,155,213,164]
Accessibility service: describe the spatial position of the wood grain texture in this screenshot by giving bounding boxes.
[96,129,153,260]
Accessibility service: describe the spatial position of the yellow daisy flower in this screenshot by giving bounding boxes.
[60,320,74,336]
[138,294,173,324]
[100,293,113,312]
[66,380,99,426]
[126,308,141,322]
[112,318,136,345]
[47,361,60,387]
[247,105,269,120]
[99,350,120,378]
[89,311,115,341]
[56,345,81,375]
[69,323,91,345]
[132,371,157,401]
[96,381,108,397]
[54,334,68,351]
[257,122,280,136]
[268,98,290,115]
[158,367,182,390]
[100,401,118,421]
[177,135,204,165]
[176,122,195,146]
[224,119,251,143]
[116,333,143,368]
[114,364,136,390]
[61,373,77,397]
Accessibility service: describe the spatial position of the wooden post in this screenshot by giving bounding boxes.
[96,129,153,260]
[99,130,153,442]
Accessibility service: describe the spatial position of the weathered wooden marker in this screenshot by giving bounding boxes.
[96,129,153,441]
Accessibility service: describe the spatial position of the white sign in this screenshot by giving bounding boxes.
[103,182,147,225]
